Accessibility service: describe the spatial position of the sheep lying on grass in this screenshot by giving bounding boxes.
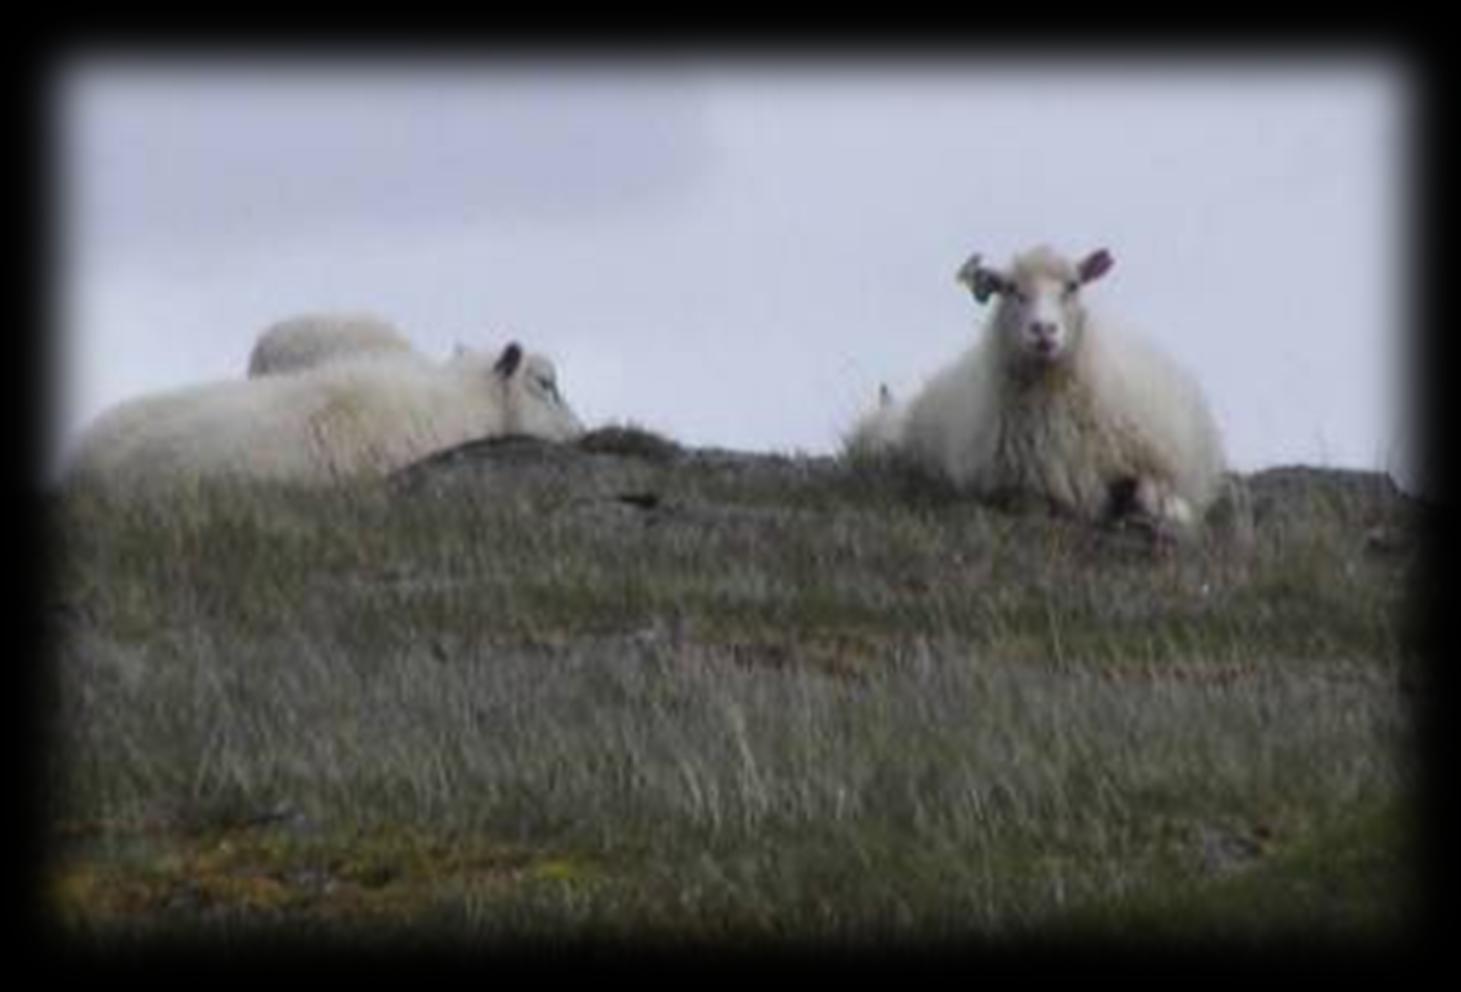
[66,342,584,493]
[247,312,415,377]
[847,384,904,457]
[848,245,1226,530]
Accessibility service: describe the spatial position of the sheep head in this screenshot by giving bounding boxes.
[961,245,1115,371]
[449,341,584,442]
[493,341,584,441]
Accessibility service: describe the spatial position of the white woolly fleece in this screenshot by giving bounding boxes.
[68,346,583,493]
[848,245,1226,523]
[248,313,416,377]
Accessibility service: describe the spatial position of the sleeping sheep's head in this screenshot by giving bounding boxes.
[957,245,1114,372]
[452,341,583,441]
[492,342,585,441]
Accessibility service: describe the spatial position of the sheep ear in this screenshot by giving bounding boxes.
[493,342,523,378]
[1078,249,1114,284]
[956,253,1007,304]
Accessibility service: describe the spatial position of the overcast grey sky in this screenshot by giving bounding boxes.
[53,55,1412,481]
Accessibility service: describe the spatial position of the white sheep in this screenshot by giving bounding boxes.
[845,383,904,458]
[66,341,584,493]
[848,244,1227,528]
[247,312,415,377]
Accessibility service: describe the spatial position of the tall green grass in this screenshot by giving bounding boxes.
[44,444,1419,945]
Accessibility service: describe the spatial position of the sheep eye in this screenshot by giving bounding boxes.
[1064,280,1080,296]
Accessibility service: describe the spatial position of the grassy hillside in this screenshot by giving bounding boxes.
[42,429,1426,950]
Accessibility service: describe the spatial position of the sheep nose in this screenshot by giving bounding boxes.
[1030,321,1057,340]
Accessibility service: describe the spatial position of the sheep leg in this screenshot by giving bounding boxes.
[1106,475,1195,530]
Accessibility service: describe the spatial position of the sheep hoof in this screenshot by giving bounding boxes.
[1163,495,1195,528]
[1105,476,1199,542]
